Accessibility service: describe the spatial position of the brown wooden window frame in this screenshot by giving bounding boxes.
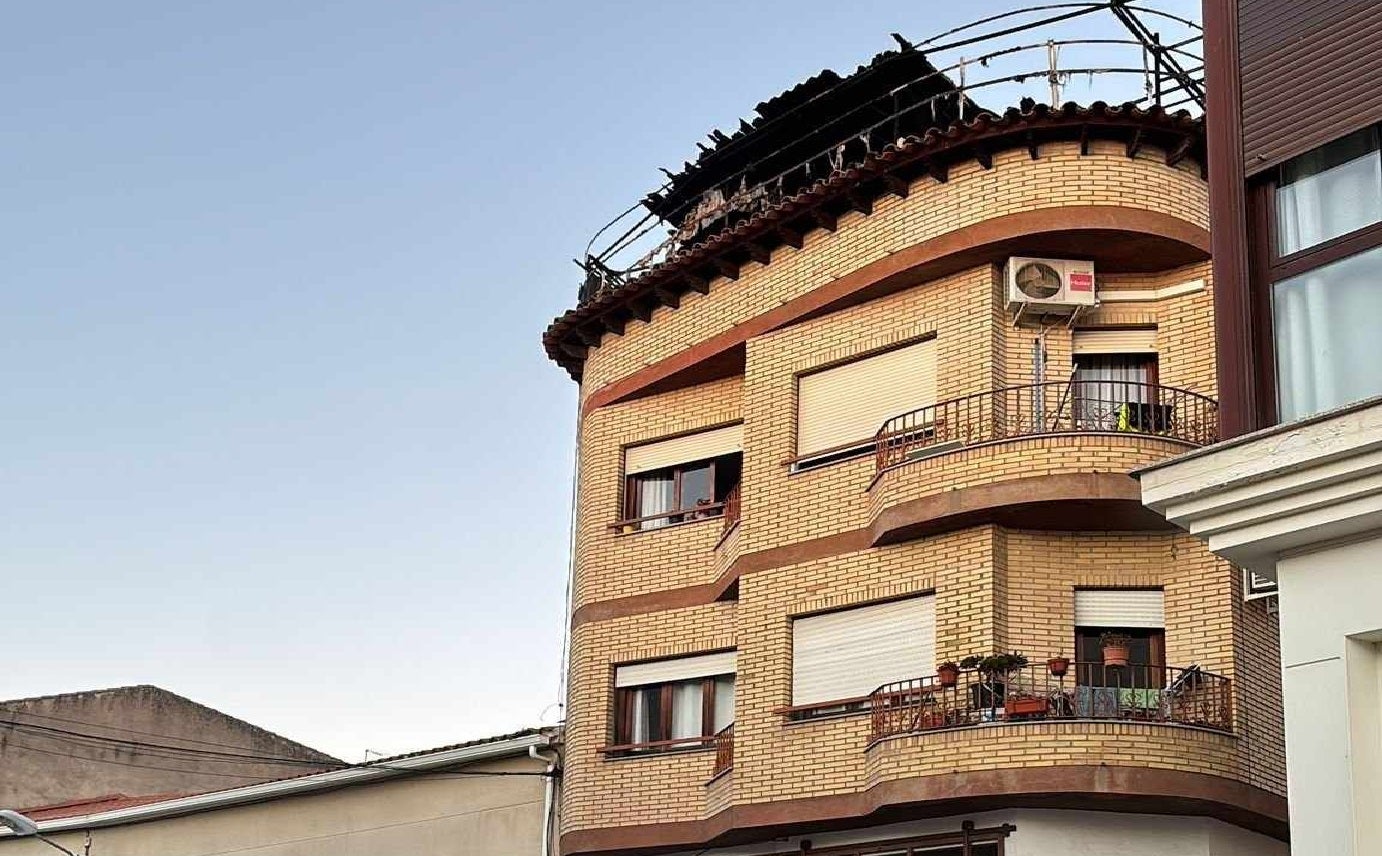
[619,452,741,531]
[608,675,733,755]
[1074,626,1166,688]
[1251,122,1382,426]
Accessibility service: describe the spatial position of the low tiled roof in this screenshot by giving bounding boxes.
[544,101,1205,380]
[21,793,193,821]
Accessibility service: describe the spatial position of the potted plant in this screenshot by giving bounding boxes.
[936,661,960,688]
[959,652,1029,710]
[1047,656,1070,678]
[1100,632,1132,668]
[1004,693,1049,717]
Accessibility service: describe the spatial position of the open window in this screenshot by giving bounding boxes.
[1071,328,1159,431]
[611,652,735,754]
[623,425,742,531]
[1073,588,1165,691]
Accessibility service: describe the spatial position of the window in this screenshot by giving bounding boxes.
[1267,126,1382,422]
[1071,341,1159,431]
[1073,589,1165,690]
[1273,244,1382,421]
[795,339,936,470]
[612,652,735,752]
[1277,126,1382,256]
[791,595,935,717]
[623,426,742,531]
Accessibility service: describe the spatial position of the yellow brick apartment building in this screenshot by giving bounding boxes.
[544,45,1287,856]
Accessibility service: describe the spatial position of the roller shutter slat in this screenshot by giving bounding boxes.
[792,596,935,704]
[615,651,737,688]
[1074,590,1164,628]
[797,341,936,456]
[1072,328,1157,354]
[626,425,743,475]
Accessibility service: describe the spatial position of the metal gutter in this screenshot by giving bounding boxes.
[2,731,553,835]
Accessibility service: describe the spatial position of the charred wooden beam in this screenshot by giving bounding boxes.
[560,342,589,359]
[1126,128,1144,159]
[1166,135,1194,167]
[575,326,603,348]
[846,190,873,216]
[712,257,741,281]
[1079,124,1090,156]
[882,173,910,198]
[974,145,993,170]
[629,295,657,323]
[599,311,627,337]
[684,271,711,294]
[653,284,682,309]
[1026,131,1040,160]
[811,208,838,232]
[777,224,804,249]
[922,158,949,184]
[746,241,773,265]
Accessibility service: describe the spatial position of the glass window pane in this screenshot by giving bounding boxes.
[678,463,712,511]
[1274,243,1382,421]
[713,676,735,732]
[1277,127,1382,255]
[631,687,662,744]
[670,681,702,740]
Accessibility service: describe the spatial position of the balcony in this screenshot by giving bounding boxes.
[870,661,1232,743]
[711,723,734,777]
[875,380,1219,471]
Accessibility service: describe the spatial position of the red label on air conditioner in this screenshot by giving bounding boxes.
[1067,271,1094,292]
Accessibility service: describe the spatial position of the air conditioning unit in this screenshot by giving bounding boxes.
[1244,569,1279,602]
[1006,257,1097,313]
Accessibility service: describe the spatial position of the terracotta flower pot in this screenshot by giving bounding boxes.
[937,665,959,688]
[1004,696,1048,716]
[1047,657,1070,678]
[1102,643,1130,668]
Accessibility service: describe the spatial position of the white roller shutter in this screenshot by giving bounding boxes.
[1074,589,1165,628]
[1072,328,1157,354]
[615,651,737,688]
[792,595,935,705]
[625,425,743,475]
[797,340,937,456]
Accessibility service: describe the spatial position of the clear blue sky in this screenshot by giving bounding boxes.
[1,1,1197,761]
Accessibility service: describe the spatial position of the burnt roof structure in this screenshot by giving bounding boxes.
[644,46,982,234]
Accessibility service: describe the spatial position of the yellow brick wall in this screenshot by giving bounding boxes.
[559,145,1283,841]
[580,141,1208,397]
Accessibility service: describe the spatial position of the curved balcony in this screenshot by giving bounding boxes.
[875,380,1219,472]
[870,661,1232,743]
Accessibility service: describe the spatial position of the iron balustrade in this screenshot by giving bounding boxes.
[875,380,1219,471]
[870,661,1232,742]
[712,723,734,776]
[721,483,741,534]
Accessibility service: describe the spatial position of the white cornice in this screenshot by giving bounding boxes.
[3,731,552,835]
[1139,398,1382,576]
[1098,278,1205,303]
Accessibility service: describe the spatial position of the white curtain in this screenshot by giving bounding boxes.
[670,682,702,740]
[1274,244,1382,421]
[1073,356,1152,428]
[712,676,735,733]
[1278,144,1382,255]
[636,473,676,529]
[629,690,650,744]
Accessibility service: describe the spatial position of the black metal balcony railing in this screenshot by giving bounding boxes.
[870,662,1232,742]
[712,723,734,776]
[875,380,1219,471]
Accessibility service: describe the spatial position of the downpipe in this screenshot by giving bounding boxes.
[529,743,559,856]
